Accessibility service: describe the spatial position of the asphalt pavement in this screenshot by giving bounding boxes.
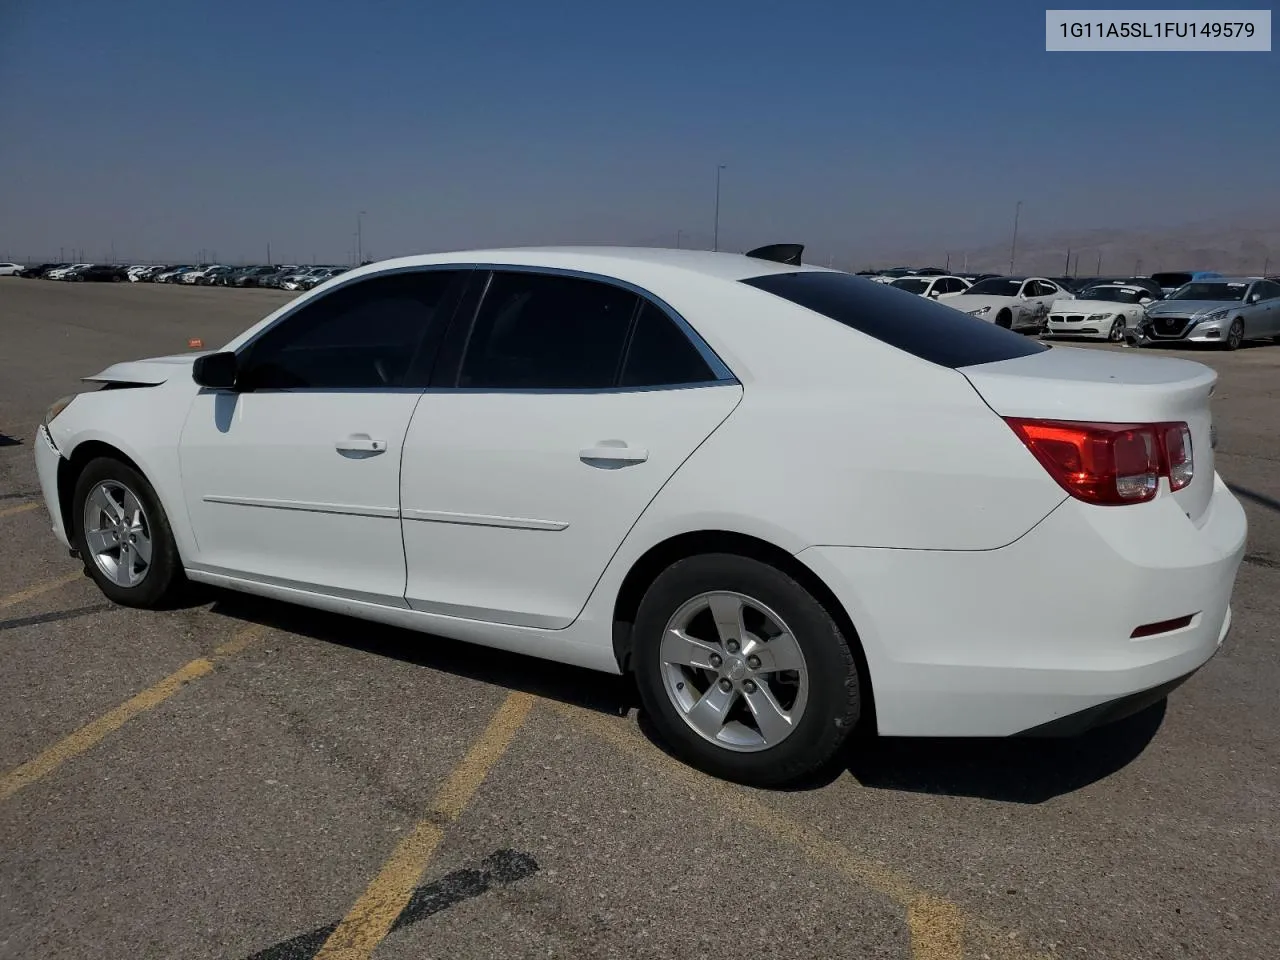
[1,278,1277,960]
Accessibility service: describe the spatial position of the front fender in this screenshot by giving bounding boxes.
[48,382,200,564]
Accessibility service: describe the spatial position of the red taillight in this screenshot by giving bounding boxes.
[1004,418,1194,506]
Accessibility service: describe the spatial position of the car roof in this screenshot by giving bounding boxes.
[344,245,833,285]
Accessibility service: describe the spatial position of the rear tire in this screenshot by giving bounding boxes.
[72,457,185,608]
[632,553,861,787]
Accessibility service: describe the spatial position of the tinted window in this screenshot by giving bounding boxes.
[741,271,1048,369]
[242,270,462,389]
[1152,272,1193,288]
[890,278,931,295]
[459,272,638,389]
[966,278,1024,297]
[939,277,966,294]
[1170,282,1248,302]
[620,302,717,387]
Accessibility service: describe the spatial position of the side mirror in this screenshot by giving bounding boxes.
[192,351,239,390]
[927,288,940,298]
[1247,292,1261,304]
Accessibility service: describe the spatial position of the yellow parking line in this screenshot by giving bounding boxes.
[314,691,535,960]
[553,703,1050,960]
[0,570,83,611]
[0,501,39,519]
[908,896,965,960]
[0,624,265,802]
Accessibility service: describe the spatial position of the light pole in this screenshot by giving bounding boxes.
[676,229,683,249]
[1008,200,1022,274]
[712,164,726,252]
[356,210,366,265]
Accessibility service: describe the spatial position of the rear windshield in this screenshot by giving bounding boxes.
[742,271,1048,368]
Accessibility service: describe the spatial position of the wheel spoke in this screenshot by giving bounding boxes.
[130,530,153,566]
[742,631,804,674]
[707,593,744,646]
[122,490,143,527]
[686,683,736,739]
[115,542,135,585]
[90,485,124,523]
[742,682,794,745]
[85,528,117,556]
[662,628,720,670]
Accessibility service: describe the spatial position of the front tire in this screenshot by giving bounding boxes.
[1108,317,1125,342]
[996,309,1012,329]
[72,457,185,608]
[1223,318,1244,351]
[632,553,861,787]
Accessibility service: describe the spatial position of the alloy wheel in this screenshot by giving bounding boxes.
[659,591,809,753]
[83,480,153,588]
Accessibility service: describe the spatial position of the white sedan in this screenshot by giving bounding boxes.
[942,276,1073,331]
[1044,284,1158,341]
[888,275,972,300]
[0,261,22,276]
[34,246,1246,786]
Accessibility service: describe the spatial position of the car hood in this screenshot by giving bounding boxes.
[1146,299,1242,318]
[1049,297,1134,313]
[82,352,209,386]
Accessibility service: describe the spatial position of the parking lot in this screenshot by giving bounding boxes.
[2,278,1278,960]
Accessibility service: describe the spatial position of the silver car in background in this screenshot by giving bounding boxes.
[1136,277,1280,350]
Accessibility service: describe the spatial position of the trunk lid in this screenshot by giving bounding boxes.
[960,346,1217,523]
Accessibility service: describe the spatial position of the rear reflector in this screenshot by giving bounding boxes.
[1004,418,1194,506]
[1130,614,1195,638]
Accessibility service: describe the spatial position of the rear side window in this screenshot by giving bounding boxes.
[742,271,1048,368]
[459,272,638,389]
[620,302,716,387]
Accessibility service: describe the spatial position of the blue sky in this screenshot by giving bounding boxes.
[1,0,1276,265]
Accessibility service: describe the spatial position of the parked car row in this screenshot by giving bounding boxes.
[12,262,350,291]
[879,266,1280,350]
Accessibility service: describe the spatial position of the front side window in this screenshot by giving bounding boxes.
[240,270,464,389]
[459,272,638,389]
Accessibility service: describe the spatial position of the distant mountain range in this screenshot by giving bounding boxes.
[855,220,1279,278]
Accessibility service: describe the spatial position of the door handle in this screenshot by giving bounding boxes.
[336,435,387,454]
[580,442,648,464]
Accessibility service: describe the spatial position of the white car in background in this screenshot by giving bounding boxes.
[47,263,92,280]
[889,275,972,300]
[181,265,226,284]
[1044,284,1158,342]
[33,246,1245,787]
[941,276,1073,331]
[0,262,22,276]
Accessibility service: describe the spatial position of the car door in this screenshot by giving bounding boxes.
[399,268,743,630]
[1248,280,1280,336]
[178,267,469,602]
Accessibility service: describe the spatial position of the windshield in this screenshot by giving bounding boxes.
[890,278,931,295]
[965,278,1023,297]
[1079,286,1145,304]
[1170,282,1248,302]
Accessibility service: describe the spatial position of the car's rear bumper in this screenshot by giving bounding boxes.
[797,472,1247,737]
[35,424,71,550]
